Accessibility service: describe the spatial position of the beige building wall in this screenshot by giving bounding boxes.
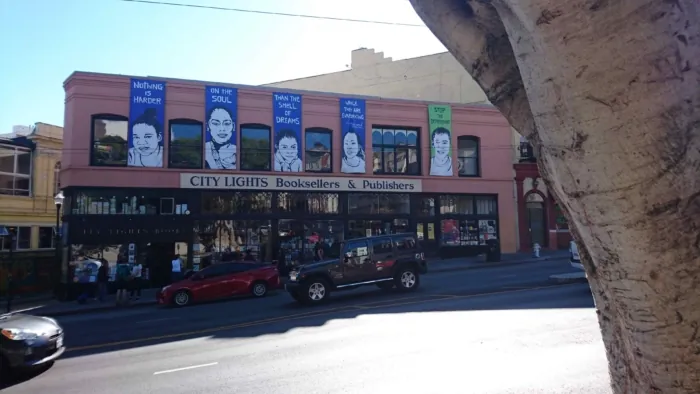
[264,48,525,249]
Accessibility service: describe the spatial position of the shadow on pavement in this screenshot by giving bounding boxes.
[0,362,53,390]
[56,282,594,360]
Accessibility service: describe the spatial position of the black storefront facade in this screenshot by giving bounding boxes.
[60,174,501,288]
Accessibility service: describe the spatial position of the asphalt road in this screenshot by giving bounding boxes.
[3,259,612,393]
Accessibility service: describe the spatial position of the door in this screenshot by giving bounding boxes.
[192,263,233,301]
[341,239,372,284]
[226,263,256,295]
[370,237,395,279]
[526,201,546,247]
[416,221,438,255]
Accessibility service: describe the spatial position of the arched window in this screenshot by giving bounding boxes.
[457,136,480,177]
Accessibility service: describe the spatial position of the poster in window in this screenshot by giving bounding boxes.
[128,79,166,167]
[428,104,453,176]
[273,93,303,172]
[204,86,237,170]
[340,98,366,173]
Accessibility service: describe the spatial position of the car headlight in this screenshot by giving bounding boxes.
[1,328,40,341]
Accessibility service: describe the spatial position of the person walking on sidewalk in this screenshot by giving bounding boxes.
[129,262,143,301]
[115,263,131,306]
[171,255,183,284]
[97,258,109,302]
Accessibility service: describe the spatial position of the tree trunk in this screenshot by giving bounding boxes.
[409,0,700,392]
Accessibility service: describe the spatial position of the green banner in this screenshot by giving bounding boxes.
[428,104,453,176]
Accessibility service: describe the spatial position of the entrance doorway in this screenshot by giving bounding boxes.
[416,221,438,256]
[526,193,546,247]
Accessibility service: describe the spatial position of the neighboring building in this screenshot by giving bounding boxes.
[0,123,63,294]
[60,71,517,286]
[265,48,567,250]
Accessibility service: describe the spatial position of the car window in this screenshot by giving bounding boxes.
[395,236,417,251]
[232,263,255,273]
[344,240,370,258]
[371,238,393,254]
[201,263,233,278]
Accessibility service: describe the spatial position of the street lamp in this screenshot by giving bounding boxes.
[53,191,64,298]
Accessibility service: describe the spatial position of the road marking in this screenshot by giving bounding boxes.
[153,362,218,375]
[66,283,580,352]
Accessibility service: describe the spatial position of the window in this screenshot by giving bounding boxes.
[440,195,474,214]
[39,226,54,249]
[348,193,410,215]
[344,239,369,258]
[371,127,420,175]
[169,119,203,169]
[240,124,271,171]
[371,238,393,254]
[91,115,129,166]
[476,196,497,215]
[305,128,332,172]
[73,190,192,215]
[201,192,272,215]
[194,220,273,263]
[416,196,435,216]
[395,236,416,251]
[54,161,61,194]
[0,226,31,250]
[457,136,480,176]
[0,144,31,196]
[278,192,340,214]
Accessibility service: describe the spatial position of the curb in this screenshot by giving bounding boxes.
[548,273,588,284]
[428,255,558,274]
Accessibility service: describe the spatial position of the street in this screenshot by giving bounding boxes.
[2,259,611,393]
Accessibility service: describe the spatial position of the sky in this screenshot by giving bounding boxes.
[0,0,445,133]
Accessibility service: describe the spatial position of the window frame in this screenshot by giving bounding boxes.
[90,114,130,167]
[371,126,421,175]
[168,118,204,169]
[0,144,32,197]
[240,123,272,171]
[457,136,481,177]
[304,127,333,173]
[38,226,55,249]
[0,226,31,251]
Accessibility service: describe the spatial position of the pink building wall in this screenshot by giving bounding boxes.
[62,72,517,253]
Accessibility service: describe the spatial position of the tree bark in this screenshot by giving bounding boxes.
[409,0,700,392]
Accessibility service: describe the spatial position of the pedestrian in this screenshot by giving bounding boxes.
[171,254,183,284]
[97,258,109,302]
[115,263,131,306]
[314,240,324,262]
[130,261,143,301]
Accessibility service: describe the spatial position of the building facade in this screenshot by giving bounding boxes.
[60,71,516,286]
[0,123,63,294]
[265,48,568,251]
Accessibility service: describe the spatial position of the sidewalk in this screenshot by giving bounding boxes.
[4,249,569,317]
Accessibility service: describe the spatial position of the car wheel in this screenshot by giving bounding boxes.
[395,266,420,292]
[377,282,394,290]
[303,278,330,304]
[172,290,192,307]
[251,281,268,298]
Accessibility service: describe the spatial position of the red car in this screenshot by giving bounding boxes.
[157,262,280,307]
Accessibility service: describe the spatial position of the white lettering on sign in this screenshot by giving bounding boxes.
[180,174,422,193]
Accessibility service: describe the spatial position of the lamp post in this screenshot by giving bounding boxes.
[53,191,64,299]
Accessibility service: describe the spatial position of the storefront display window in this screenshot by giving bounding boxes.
[73,190,192,215]
[201,192,272,215]
[348,193,410,215]
[194,220,273,265]
[440,219,498,247]
[439,195,474,214]
[417,196,435,216]
[347,219,409,239]
[278,192,340,214]
[476,196,498,215]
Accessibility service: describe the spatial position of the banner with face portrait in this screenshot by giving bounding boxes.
[428,104,453,176]
[204,86,238,170]
[340,98,366,174]
[273,93,303,172]
[128,78,166,168]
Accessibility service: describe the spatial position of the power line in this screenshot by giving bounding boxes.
[118,0,425,27]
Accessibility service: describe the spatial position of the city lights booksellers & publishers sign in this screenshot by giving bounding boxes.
[180,174,422,193]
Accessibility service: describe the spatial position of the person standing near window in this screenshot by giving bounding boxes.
[130,262,143,301]
[97,258,109,302]
[171,254,183,283]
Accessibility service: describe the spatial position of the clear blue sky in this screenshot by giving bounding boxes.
[0,0,445,132]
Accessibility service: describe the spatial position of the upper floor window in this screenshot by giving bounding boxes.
[0,144,31,196]
[240,124,271,171]
[519,138,536,163]
[54,161,61,194]
[91,115,129,166]
[169,119,203,169]
[371,127,420,175]
[305,128,332,172]
[457,136,480,177]
[0,226,31,250]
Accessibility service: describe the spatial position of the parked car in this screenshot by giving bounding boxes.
[158,262,280,307]
[0,313,65,376]
[570,241,584,271]
[285,233,427,305]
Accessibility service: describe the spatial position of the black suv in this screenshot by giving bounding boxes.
[285,233,427,304]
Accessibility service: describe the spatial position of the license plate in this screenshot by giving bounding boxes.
[56,336,63,348]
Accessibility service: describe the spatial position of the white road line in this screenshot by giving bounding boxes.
[153,362,219,375]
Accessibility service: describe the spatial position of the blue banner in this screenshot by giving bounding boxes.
[273,92,302,172]
[204,86,238,170]
[340,98,366,174]
[128,78,166,167]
